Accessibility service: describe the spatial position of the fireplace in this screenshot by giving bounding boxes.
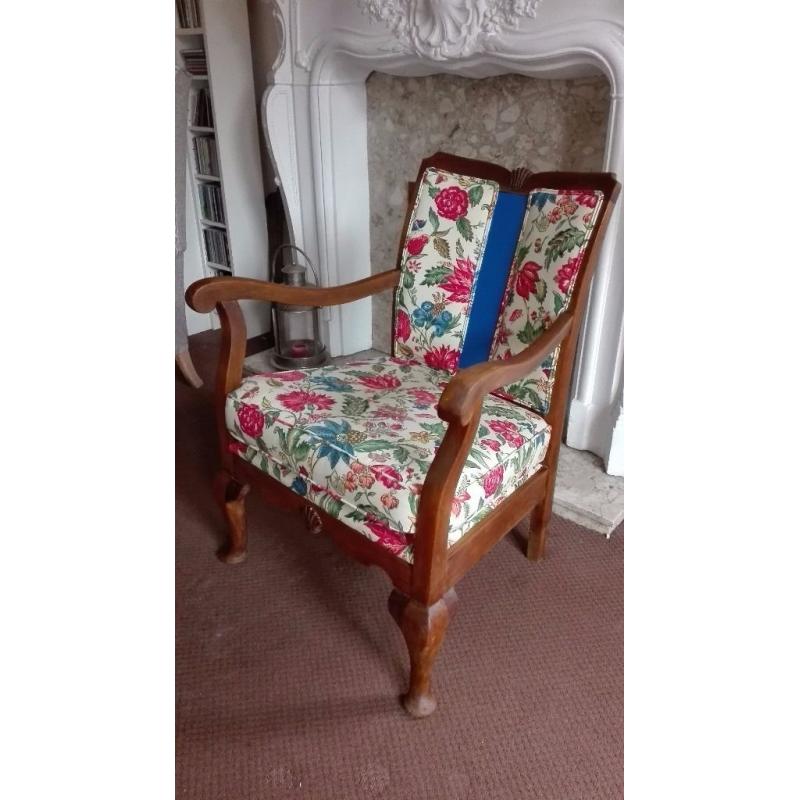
[251,0,623,473]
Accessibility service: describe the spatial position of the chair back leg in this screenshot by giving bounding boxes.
[527,471,555,561]
[213,470,250,564]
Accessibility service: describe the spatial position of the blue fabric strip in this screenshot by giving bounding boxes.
[459,190,527,368]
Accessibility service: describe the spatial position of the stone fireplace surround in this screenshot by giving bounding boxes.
[255,0,623,474]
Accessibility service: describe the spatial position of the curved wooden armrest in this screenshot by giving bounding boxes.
[412,313,574,599]
[437,313,573,426]
[185,269,400,313]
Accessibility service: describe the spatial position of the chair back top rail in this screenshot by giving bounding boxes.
[416,151,619,200]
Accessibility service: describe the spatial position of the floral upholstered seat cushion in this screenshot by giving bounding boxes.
[225,357,551,563]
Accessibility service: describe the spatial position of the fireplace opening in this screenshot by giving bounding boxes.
[365,71,611,352]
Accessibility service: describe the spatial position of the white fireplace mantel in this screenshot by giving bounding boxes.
[254,0,624,474]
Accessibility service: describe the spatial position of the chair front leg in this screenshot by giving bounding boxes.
[213,470,250,564]
[388,588,457,718]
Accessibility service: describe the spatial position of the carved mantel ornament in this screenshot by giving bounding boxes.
[357,0,543,59]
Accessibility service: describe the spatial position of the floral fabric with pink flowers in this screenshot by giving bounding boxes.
[489,188,604,415]
[225,356,550,563]
[393,168,499,372]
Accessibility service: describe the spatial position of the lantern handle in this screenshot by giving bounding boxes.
[270,244,321,287]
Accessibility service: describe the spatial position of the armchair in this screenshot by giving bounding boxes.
[186,152,620,717]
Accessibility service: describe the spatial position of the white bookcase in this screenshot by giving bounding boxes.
[176,0,271,336]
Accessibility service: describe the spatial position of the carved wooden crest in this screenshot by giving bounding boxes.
[509,166,534,191]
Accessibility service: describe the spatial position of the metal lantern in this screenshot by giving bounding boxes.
[268,244,329,370]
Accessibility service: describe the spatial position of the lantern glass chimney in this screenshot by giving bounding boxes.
[268,245,329,370]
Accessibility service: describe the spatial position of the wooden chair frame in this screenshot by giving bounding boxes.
[186,152,620,717]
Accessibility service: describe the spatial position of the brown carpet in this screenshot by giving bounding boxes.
[176,332,623,799]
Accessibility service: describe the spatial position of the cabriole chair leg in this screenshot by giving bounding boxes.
[213,470,250,564]
[388,588,457,718]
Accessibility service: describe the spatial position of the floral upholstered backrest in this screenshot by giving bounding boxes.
[489,188,604,415]
[392,159,610,417]
[393,168,499,372]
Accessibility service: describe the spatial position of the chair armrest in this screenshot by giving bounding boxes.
[412,314,573,599]
[185,269,400,313]
[437,313,573,426]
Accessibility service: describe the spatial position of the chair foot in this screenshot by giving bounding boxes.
[527,497,552,561]
[213,471,250,564]
[388,588,457,718]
